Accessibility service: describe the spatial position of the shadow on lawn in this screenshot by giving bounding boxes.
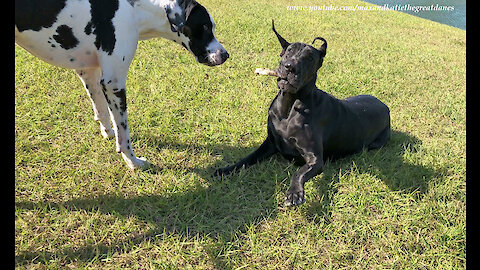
[304,130,435,220]
[15,130,435,267]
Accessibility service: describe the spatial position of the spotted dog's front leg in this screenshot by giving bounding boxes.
[99,75,149,170]
[95,10,150,170]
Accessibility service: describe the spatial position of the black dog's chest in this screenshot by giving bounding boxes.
[268,100,307,158]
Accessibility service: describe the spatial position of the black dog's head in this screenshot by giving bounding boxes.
[166,0,229,66]
[272,20,327,93]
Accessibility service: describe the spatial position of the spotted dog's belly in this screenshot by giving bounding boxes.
[15,0,113,69]
[16,33,100,69]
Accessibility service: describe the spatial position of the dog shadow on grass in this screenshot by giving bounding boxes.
[304,130,435,220]
[15,141,281,268]
[15,130,435,267]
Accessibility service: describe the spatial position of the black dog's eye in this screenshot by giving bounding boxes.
[203,25,209,31]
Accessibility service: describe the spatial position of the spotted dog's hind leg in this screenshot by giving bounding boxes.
[76,68,115,139]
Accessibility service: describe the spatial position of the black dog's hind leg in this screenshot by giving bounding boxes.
[214,135,278,178]
[285,147,324,207]
[367,123,391,150]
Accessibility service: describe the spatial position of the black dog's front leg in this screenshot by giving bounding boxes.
[285,151,324,206]
[214,135,278,178]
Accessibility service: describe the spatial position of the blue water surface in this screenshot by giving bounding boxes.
[361,0,466,30]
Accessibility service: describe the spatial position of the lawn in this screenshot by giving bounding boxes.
[15,0,466,268]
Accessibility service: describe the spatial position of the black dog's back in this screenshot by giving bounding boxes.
[320,94,390,160]
[341,95,390,136]
[343,95,391,151]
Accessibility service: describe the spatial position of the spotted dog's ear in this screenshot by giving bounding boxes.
[165,0,197,33]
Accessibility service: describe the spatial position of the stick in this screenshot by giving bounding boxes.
[255,68,279,77]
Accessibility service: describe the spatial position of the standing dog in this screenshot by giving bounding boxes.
[215,21,390,206]
[15,0,229,169]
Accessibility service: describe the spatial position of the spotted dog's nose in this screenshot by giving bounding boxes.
[219,50,229,63]
[208,48,229,66]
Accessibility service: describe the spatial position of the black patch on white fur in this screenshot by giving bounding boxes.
[100,80,111,105]
[88,0,118,55]
[53,25,79,49]
[113,88,127,112]
[15,0,67,32]
[165,5,185,33]
[84,22,93,35]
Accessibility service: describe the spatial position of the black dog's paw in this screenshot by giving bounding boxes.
[212,168,224,180]
[213,167,231,181]
[284,188,305,207]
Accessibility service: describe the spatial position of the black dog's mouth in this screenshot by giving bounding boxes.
[275,69,289,83]
[277,77,295,92]
[276,71,299,92]
[277,77,288,85]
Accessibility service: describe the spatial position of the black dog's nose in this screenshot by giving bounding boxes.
[284,61,294,71]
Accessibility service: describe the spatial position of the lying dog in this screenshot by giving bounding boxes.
[215,21,390,206]
[15,0,228,169]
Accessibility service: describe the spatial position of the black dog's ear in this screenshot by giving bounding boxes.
[312,37,327,57]
[272,20,290,56]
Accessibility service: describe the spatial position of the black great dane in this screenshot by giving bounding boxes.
[215,21,390,206]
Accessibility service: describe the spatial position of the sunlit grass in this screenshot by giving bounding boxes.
[15,0,465,268]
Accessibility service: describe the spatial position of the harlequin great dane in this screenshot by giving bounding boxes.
[15,0,229,169]
[215,21,390,206]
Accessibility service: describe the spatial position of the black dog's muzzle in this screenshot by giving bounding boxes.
[276,65,301,92]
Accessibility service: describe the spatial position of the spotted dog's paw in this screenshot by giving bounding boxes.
[100,126,115,139]
[122,154,150,170]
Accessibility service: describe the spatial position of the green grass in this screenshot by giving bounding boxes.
[15,0,465,268]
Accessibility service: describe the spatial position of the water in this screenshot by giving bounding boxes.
[361,0,466,30]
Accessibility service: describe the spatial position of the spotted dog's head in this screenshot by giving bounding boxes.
[271,20,327,93]
[166,0,229,66]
